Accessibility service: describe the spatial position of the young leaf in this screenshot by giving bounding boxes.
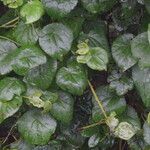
[0,77,25,101]
[92,86,126,122]
[0,96,22,124]
[119,106,141,131]
[79,24,109,53]
[13,21,39,45]
[87,47,108,71]
[17,109,57,145]
[131,32,150,69]
[24,59,57,90]
[50,91,74,124]
[56,62,88,95]
[41,0,78,19]
[132,65,150,107]
[20,0,44,24]
[114,122,136,140]
[112,34,137,71]
[1,0,23,8]
[39,23,73,61]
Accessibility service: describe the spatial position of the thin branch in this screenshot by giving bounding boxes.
[78,119,105,131]
[88,80,108,119]
[0,17,19,27]
[2,123,16,145]
[0,35,20,46]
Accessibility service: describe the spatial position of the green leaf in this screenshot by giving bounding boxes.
[63,17,84,39]
[144,0,150,14]
[77,47,108,71]
[79,24,109,53]
[143,122,150,145]
[128,134,146,150]
[50,91,74,124]
[88,134,100,148]
[12,45,47,76]
[17,109,57,145]
[112,34,137,71]
[131,32,150,69]
[114,122,136,140]
[41,0,78,19]
[92,86,126,122]
[33,140,62,150]
[0,44,46,75]
[119,106,141,130]
[132,66,150,107]
[13,21,39,45]
[0,96,22,124]
[87,47,108,71]
[0,77,25,101]
[148,24,150,44]
[81,0,117,14]
[1,0,23,8]
[81,126,99,138]
[108,70,134,96]
[10,139,34,150]
[24,59,57,90]
[56,62,88,95]
[0,38,17,75]
[39,23,73,61]
[20,0,44,24]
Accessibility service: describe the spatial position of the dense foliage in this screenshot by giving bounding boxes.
[0,0,150,149]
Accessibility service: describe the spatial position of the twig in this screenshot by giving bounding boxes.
[0,17,19,28]
[2,123,16,145]
[0,35,20,46]
[78,119,105,131]
[88,80,108,119]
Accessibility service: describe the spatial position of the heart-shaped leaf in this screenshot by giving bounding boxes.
[42,0,78,19]
[50,91,74,124]
[0,77,25,101]
[24,59,57,90]
[13,21,39,45]
[0,44,46,76]
[131,32,150,69]
[0,38,17,75]
[112,34,136,71]
[12,45,47,76]
[17,109,57,145]
[0,96,22,124]
[56,62,88,95]
[39,23,73,61]
[132,65,150,107]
